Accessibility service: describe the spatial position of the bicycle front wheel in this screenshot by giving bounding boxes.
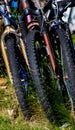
[56,28,75,112]
[26,30,61,122]
[2,35,31,119]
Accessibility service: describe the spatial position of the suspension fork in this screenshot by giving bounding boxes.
[37,12,57,75]
[43,32,58,77]
[1,27,16,84]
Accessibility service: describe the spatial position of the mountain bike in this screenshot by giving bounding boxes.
[19,0,75,123]
[0,0,33,119]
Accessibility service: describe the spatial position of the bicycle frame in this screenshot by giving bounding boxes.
[20,0,58,77]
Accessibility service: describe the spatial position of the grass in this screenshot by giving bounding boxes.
[0,79,75,130]
[0,81,57,130]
